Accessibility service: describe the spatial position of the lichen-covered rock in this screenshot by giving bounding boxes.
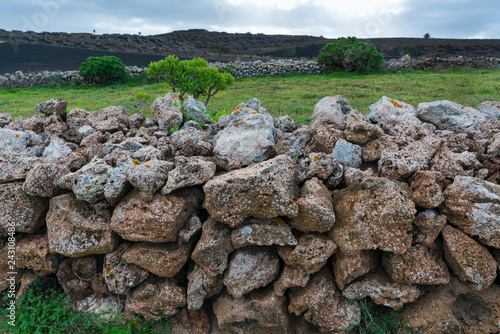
[223,246,280,298]
[310,95,352,129]
[22,163,70,198]
[170,127,213,157]
[413,210,447,246]
[0,112,13,127]
[278,233,338,275]
[289,177,335,233]
[343,167,376,186]
[16,234,58,276]
[42,135,74,164]
[330,177,416,254]
[35,98,68,120]
[273,265,310,296]
[104,164,130,206]
[442,225,497,291]
[378,134,443,180]
[46,193,118,257]
[409,170,445,208]
[131,145,164,162]
[151,93,184,131]
[274,115,298,132]
[213,288,291,334]
[430,149,480,179]
[67,108,90,129]
[343,268,422,309]
[307,124,344,153]
[76,295,124,321]
[182,96,211,125]
[0,128,43,154]
[103,243,149,295]
[125,278,186,320]
[368,96,420,128]
[478,101,500,119]
[0,182,49,233]
[362,135,403,162]
[86,106,130,133]
[231,218,297,249]
[288,267,360,333]
[122,242,191,278]
[213,104,276,166]
[441,176,500,248]
[126,158,174,202]
[162,156,216,195]
[344,109,384,145]
[44,114,68,133]
[274,127,311,159]
[187,264,224,311]
[382,244,450,285]
[111,188,203,243]
[191,218,234,275]
[297,152,339,182]
[333,250,379,289]
[203,155,299,227]
[331,139,362,168]
[416,100,487,130]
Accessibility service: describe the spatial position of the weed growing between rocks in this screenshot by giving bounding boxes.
[0,278,172,334]
[349,299,413,334]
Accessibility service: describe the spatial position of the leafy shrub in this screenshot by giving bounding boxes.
[317,37,384,73]
[424,33,431,39]
[0,278,171,334]
[146,55,235,106]
[79,56,127,85]
[400,45,418,57]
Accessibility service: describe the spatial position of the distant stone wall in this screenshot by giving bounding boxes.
[1,94,500,333]
[2,55,500,89]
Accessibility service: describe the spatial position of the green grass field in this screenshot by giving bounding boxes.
[1,68,499,123]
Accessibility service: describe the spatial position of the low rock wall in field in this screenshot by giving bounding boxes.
[1,93,500,333]
[1,55,500,89]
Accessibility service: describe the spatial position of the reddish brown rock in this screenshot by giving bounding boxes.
[67,108,90,129]
[22,163,70,198]
[343,167,376,186]
[409,170,446,208]
[122,242,191,278]
[150,93,184,131]
[289,177,336,233]
[333,250,379,290]
[111,188,203,243]
[35,98,67,120]
[191,218,234,275]
[441,176,500,248]
[170,308,212,334]
[203,155,299,228]
[0,246,21,292]
[343,268,422,309]
[213,288,292,334]
[430,149,480,179]
[362,135,404,162]
[57,257,108,301]
[231,218,297,249]
[382,244,450,285]
[103,243,149,295]
[44,114,68,133]
[288,267,360,333]
[46,193,118,257]
[223,246,280,298]
[125,278,186,320]
[308,124,344,153]
[412,210,447,246]
[16,235,58,276]
[278,233,337,275]
[273,265,310,296]
[0,182,49,234]
[442,225,497,291]
[330,177,416,254]
[171,127,214,157]
[86,106,130,133]
[0,152,41,183]
[344,109,384,145]
[187,264,224,311]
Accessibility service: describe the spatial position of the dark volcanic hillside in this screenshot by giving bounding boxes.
[1,28,500,73]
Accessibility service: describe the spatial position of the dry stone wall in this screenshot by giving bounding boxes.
[1,94,500,333]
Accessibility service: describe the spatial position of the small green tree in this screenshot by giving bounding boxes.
[317,37,384,73]
[133,92,152,114]
[78,55,127,84]
[146,56,235,106]
[424,33,431,39]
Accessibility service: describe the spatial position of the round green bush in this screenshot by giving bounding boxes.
[317,37,384,73]
[78,55,127,84]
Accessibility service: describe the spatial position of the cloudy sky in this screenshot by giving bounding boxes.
[1,0,499,39]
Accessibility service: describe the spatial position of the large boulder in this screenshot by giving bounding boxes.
[213,288,292,334]
[441,176,500,248]
[111,188,203,243]
[46,193,118,257]
[203,155,299,228]
[288,267,360,333]
[0,152,42,183]
[0,128,43,154]
[310,95,352,129]
[330,177,416,254]
[441,225,497,291]
[213,103,276,166]
[223,246,280,298]
[0,182,49,233]
[367,96,420,127]
[416,100,487,130]
[150,93,184,131]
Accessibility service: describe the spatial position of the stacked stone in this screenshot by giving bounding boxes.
[1,94,500,333]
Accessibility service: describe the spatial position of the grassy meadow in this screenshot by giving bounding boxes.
[1,68,499,123]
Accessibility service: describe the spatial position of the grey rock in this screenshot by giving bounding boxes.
[368,96,420,127]
[182,96,211,125]
[310,95,352,129]
[150,93,183,131]
[162,156,216,195]
[478,101,500,119]
[331,139,362,168]
[416,100,487,130]
[126,158,174,203]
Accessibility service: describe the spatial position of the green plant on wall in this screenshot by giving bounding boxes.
[146,55,235,106]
